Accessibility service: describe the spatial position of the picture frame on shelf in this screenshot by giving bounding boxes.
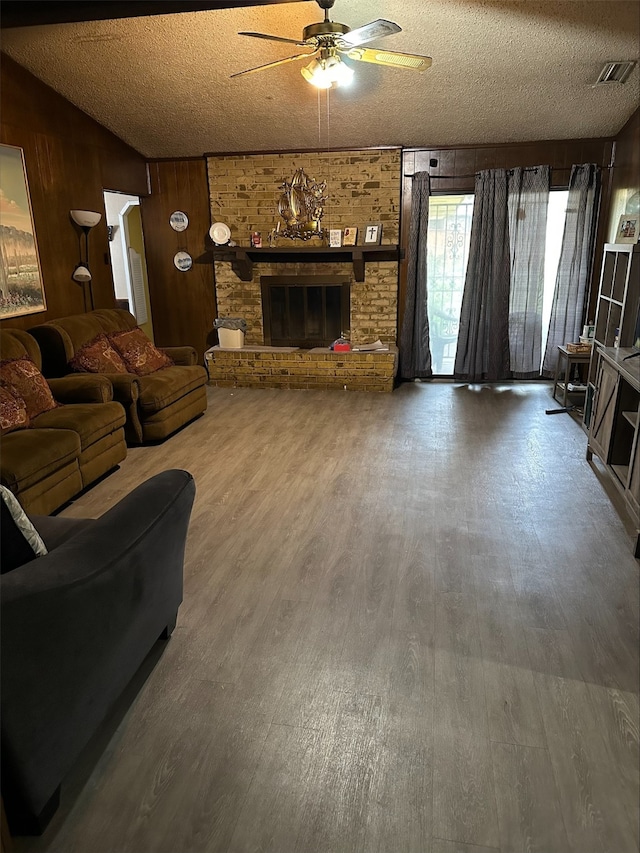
[616,214,639,244]
[342,227,358,246]
[329,229,342,248]
[363,223,382,245]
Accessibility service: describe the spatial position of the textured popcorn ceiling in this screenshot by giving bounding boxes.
[2,0,639,158]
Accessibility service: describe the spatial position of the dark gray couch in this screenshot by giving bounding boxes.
[1,469,196,834]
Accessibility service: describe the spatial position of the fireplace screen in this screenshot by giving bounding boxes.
[261,275,350,348]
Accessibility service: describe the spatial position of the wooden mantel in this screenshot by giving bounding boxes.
[196,244,403,282]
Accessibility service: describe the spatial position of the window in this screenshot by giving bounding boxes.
[426,195,474,374]
[541,190,569,358]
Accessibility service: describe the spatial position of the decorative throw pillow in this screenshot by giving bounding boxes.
[0,485,48,574]
[69,333,129,374]
[0,385,29,435]
[0,357,58,419]
[109,328,174,376]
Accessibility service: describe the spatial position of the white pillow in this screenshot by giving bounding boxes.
[1,485,48,572]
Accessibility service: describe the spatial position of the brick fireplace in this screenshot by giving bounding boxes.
[204,149,401,391]
[206,149,402,347]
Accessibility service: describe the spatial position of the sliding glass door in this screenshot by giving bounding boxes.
[425,190,569,377]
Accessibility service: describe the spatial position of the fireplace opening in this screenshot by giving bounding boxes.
[261,275,350,348]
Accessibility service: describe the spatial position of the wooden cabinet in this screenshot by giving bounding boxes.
[587,347,640,555]
[589,357,621,460]
[584,243,640,429]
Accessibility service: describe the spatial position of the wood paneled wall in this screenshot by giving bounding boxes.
[142,161,216,360]
[0,54,148,332]
[399,138,615,326]
[607,108,640,238]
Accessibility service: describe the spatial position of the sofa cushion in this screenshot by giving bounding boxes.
[137,365,207,414]
[0,429,81,492]
[109,328,174,376]
[0,386,30,435]
[68,334,128,375]
[0,485,48,574]
[33,402,126,451]
[0,357,58,419]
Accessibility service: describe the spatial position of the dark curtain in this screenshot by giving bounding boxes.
[398,172,432,380]
[454,170,511,382]
[542,164,601,376]
[508,166,551,378]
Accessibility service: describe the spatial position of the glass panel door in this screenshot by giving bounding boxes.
[426,195,474,375]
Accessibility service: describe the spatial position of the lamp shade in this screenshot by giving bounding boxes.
[301,55,353,89]
[70,210,102,229]
[301,59,332,88]
[72,263,92,282]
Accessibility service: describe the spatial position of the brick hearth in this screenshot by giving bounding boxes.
[205,346,398,393]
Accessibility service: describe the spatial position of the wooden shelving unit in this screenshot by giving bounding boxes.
[584,243,640,429]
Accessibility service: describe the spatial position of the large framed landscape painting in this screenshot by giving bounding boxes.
[0,144,46,318]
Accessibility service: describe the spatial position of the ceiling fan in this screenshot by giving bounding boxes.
[231,0,432,88]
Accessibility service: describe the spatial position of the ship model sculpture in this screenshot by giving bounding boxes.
[278,167,327,241]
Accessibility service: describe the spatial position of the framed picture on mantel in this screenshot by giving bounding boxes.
[343,227,357,246]
[364,223,382,245]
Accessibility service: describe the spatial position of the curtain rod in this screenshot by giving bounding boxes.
[405,165,609,178]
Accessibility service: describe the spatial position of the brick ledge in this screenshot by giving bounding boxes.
[205,345,398,392]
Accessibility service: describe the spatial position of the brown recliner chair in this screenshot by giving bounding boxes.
[30,309,208,444]
[0,329,127,515]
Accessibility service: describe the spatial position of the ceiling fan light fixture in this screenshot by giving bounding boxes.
[327,56,354,85]
[301,54,353,88]
[301,58,332,88]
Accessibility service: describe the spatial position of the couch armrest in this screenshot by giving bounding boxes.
[105,374,142,443]
[160,346,197,366]
[105,373,140,403]
[1,470,196,825]
[47,375,113,404]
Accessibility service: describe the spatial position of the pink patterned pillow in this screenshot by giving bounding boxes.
[0,385,29,435]
[69,333,129,374]
[109,328,174,376]
[0,357,57,419]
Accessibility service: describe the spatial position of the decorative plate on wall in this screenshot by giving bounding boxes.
[169,211,189,231]
[173,251,193,271]
[209,222,231,245]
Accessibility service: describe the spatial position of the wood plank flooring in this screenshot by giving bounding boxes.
[14,382,639,853]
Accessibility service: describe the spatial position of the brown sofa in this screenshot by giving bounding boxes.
[0,329,127,515]
[30,309,208,444]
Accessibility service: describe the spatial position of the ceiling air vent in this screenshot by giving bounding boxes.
[594,61,636,86]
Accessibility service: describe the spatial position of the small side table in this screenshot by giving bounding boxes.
[552,345,591,408]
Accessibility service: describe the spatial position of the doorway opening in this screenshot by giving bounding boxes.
[103,191,154,340]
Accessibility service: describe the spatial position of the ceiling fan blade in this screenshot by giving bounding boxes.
[231,51,316,78]
[238,31,310,46]
[344,47,432,72]
[340,19,401,47]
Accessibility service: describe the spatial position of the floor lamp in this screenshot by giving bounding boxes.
[70,209,101,311]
